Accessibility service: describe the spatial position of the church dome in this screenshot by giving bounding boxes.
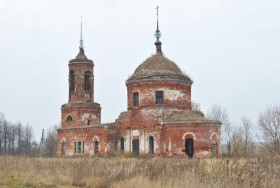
[126,51,192,84]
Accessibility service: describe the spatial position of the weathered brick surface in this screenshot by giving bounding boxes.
[127,81,192,110]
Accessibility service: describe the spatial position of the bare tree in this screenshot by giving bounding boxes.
[0,113,38,156]
[240,117,254,157]
[207,104,231,156]
[23,124,34,156]
[191,101,201,112]
[0,113,5,154]
[231,125,243,156]
[16,122,23,155]
[42,125,57,157]
[258,104,280,154]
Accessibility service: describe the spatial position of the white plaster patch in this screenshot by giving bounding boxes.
[80,113,91,121]
[132,130,139,136]
[165,90,185,101]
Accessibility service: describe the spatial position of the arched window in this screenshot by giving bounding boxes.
[120,137,124,152]
[94,141,99,154]
[87,120,92,125]
[62,142,66,156]
[69,70,75,93]
[149,136,154,154]
[66,115,73,122]
[84,71,91,91]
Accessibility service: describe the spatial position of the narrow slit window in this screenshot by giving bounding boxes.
[69,70,75,93]
[120,137,124,152]
[62,142,66,156]
[155,91,164,104]
[84,71,91,91]
[133,92,139,106]
[94,141,99,154]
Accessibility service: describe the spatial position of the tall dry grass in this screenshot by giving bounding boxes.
[0,156,279,188]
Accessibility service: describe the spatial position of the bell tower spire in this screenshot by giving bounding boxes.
[80,15,84,49]
[154,6,162,54]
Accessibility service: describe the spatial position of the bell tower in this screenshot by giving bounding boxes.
[61,20,101,128]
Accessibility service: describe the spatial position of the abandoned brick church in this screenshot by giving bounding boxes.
[57,14,221,158]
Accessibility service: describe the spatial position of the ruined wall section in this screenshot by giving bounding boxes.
[116,108,164,155]
[61,105,101,128]
[163,123,221,158]
[57,124,116,157]
[127,81,191,110]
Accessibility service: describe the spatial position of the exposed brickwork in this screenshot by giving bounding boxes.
[57,44,221,158]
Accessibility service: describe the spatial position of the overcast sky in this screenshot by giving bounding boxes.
[0,0,279,141]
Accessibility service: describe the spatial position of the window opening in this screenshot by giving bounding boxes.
[87,120,92,125]
[120,137,124,152]
[211,144,218,156]
[94,141,99,154]
[69,70,75,93]
[84,71,91,91]
[133,92,139,106]
[62,142,66,156]
[155,91,163,104]
[149,136,154,154]
[74,141,84,154]
[66,115,73,122]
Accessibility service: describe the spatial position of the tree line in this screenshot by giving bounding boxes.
[0,112,57,157]
[205,103,280,157]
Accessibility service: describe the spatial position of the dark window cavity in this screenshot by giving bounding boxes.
[69,70,75,93]
[120,137,124,152]
[87,120,92,125]
[155,91,164,104]
[66,115,73,122]
[62,142,66,156]
[84,71,91,91]
[149,136,154,154]
[133,92,139,106]
[94,141,99,154]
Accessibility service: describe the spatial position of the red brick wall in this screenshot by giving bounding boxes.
[127,81,191,110]
[57,126,117,157]
[68,63,94,103]
[61,106,101,128]
[163,123,221,158]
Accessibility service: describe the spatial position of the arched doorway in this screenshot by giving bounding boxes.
[184,134,194,158]
[149,136,154,154]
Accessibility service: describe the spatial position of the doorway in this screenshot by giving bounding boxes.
[149,136,154,154]
[185,138,194,158]
[132,139,139,154]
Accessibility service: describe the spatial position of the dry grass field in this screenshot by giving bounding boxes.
[0,156,279,188]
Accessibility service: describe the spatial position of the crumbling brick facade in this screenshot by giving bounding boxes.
[57,40,221,158]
